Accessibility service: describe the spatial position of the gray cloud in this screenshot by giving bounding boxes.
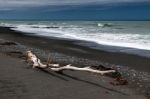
[0,0,149,9]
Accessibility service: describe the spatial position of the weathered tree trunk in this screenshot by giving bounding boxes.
[25,51,115,75]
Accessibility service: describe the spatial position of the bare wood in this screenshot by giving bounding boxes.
[25,51,115,75]
[25,51,47,68]
[50,64,115,75]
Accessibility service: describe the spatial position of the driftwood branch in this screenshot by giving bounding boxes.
[50,64,115,75]
[25,51,115,75]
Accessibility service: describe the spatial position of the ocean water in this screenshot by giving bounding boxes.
[1,20,150,51]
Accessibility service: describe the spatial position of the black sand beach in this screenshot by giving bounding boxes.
[0,26,150,99]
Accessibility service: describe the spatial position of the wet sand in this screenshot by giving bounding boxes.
[0,26,150,99]
[0,27,150,72]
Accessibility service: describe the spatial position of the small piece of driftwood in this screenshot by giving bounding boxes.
[25,51,115,75]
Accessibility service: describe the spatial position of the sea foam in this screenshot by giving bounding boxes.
[1,21,150,51]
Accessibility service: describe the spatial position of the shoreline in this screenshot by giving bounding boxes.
[1,26,150,72]
[0,26,150,99]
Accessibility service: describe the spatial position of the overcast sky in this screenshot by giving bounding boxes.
[0,0,150,20]
[0,0,149,8]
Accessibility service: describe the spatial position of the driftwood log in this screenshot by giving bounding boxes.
[25,51,115,75]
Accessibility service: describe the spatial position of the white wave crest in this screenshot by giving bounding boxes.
[11,24,150,50]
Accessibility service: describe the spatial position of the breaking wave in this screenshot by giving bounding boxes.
[1,21,150,51]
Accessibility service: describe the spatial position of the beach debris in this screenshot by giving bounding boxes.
[0,41,17,46]
[25,50,116,75]
[109,70,128,85]
[110,77,128,86]
[91,65,128,85]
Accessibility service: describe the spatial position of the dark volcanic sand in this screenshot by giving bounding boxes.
[0,53,147,99]
[0,26,150,99]
[0,27,150,73]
